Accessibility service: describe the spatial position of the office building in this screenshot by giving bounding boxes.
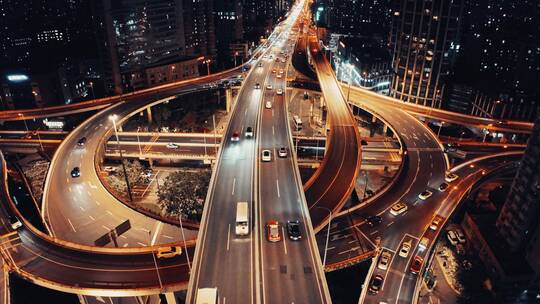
[389,0,464,108]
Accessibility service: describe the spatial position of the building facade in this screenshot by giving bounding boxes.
[496,115,540,251]
[389,0,464,108]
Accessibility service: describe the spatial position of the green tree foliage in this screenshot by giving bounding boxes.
[157,170,211,220]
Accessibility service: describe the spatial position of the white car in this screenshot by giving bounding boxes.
[429,217,442,231]
[103,166,117,173]
[390,202,408,216]
[378,250,392,270]
[166,143,179,149]
[278,147,287,157]
[261,150,272,162]
[266,84,273,90]
[445,172,459,182]
[265,101,272,109]
[399,240,412,258]
[418,190,433,200]
[447,230,459,246]
[418,237,430,250]
[276,88,283,95]
[455,229,467,244]
[276,74,282,79]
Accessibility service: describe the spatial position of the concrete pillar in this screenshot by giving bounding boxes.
[165,292,178,304]
[146,107,153,125]
[383,124,388,134]
[225,89,233,113]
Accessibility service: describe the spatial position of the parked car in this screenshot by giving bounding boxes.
[455,229,467,244]
[378,250,392,270]
[156,246,182,259]
[399,240,412,258]
[447,230,459,246]
[286,220,302,240]
[166,142,179,149]
[410,256,424,274]
[390,202,408,216]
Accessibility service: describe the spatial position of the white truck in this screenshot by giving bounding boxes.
[196,288,218,304]
[235,201,249,236]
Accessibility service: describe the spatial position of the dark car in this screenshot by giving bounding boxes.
[71,167,80,178]
[287,220,302,240]
[369,275,384,294]
[254,83,261,89]
[366,215,382,227]
[77,137,87,146]
[410,255,424,274]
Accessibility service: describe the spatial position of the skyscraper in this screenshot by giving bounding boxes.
[389,0,464,108]
[496,115,540,252]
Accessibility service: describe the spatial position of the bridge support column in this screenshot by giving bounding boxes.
[165,292,178,304]
[147,107,153,124]
[383,124,388,134]
[225,88,233,113]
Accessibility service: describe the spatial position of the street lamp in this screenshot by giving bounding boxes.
[234,51,239,67]
[203,120,208,160]
[316,206,332,268]
[437,121,445,137]
[345,63,354,104]
[89,81,95,99]
[17,113,29,132]
[203,59,212,75]
[110,114,134,202]
[178,214,191,272]
[148,231,163,289]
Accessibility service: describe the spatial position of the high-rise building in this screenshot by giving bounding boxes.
[448,0,540,122]
[214,0,244,68]
[389,0,464,108]
[496,115,540,251]
[243,0,292,43]
[91,0,212,94]
[322,0,391,38]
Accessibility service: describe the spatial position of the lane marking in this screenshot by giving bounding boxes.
[102,225,111,231]
[88,215,95,221]
[282,226,287,255]
[232,178,236,196]
[151,221,163,245]
[67,219,76,232]
[276,179,280,198]
[227,224,231,251]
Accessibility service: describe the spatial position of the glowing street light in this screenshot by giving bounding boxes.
[110,114,133,202]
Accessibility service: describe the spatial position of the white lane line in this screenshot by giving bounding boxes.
[88,182,98,189]
[151,222,163,245]
[95,200,101,206]
[79,206,85,212]
[282,227,288,255]
[137,242,146,246]
[232,178,236,196]
[68,187,72,192]
[137,227,150,233]
[86,190,92,196]
[106,210,113,216]
[223,297,227,304]
[120,235,128,239]
[369,230,378,236]
[272,126,275,135]
[227,224,231,251]
[88,215,95,221]
[102,225,111,231]
[123,243,129,247]
[163,235,173,239]
[386,221,394,227]
[276,179,281,198]
[67,219,76,232]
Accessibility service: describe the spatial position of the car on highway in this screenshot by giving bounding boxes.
[266,220,281,242]
[429,217,442,231]
[245,126,253,138]
[399,240,412,258]
[77,137,87,147]
[261,149,272,162]
[258,62,263,68]
[71,167,80,178]
[286,220,302,240]
[445,172,459,182]
[276,73,282,79]
[166,142,179,149]
[254,83,261,89]
[368,275,384,294]
[231,131,240,142]
[410,256,424,274]
[276,88,283,95]
[103,166,117,173]
[156,246,182,259]
[265,101,272,109]
[447,230,459,246]
[272,69,276,73]
[278,147,287,157]
[418,237,430,250]
[418,190,433,200]
[10,217,22,230]
[266,84,273,90]
[378,250,392,270]
[438,182,449,192]
[366,215,382,227]
[390,202,408,216]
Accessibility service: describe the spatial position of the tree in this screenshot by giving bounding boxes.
[117,159,144,186]
[157,170,211,220]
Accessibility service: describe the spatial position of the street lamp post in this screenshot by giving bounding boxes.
[316,206,332,267]
[203,121,208,160]
[437,121,444,137]
[17,113,29,132]
[110,115,134,202]
[89,81,95,99]
[212,115,217,156]
[204,59,211,75]
[148,231,163,289]
[346,63,354,104]
[136,127,143,158]
[178,214,191,272]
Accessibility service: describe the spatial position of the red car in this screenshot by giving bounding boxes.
[410,255,424,274]
[231,131,240,142]
[266,220,281,242]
